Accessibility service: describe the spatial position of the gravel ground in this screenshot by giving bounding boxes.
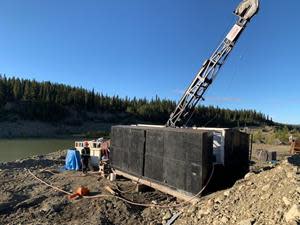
[0,149,299,225]
[175,155,300,225]
[0,151,176,225]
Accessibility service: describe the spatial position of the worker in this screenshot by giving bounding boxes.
[235,0,259,20]
[289,135,294,144]
[100,140,110,160]
[101,148,110,160]
[81,141,91,173]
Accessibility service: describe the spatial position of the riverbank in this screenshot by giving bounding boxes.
[0,121,112,138]
[0,146,299,224]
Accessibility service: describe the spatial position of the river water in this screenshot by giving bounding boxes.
[0,139,76,162]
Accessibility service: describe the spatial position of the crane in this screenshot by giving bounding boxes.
[166,0,259,128]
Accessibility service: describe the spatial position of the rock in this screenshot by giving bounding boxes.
[232,215,237,222]
[238,218,255,225]
[283,159,289,164]
[261,193,271,200]
[214,195,224,204]
[193,217,199,224]
[296,187,300,194]
[244,173,254,180]
[197,207,211,218]
[187,206,197,214]
[212,220,219,225]
[282,197,291,206]
[151,200,158,205]
[287,172,294,179]
[213,204,220,211]
[276,166,283,171]
[238,185,245,191]
[285,204,300,223]
[261,184,270,192]
[224,190,231,197]
[207,199,214,207]
[162,211,172,221]
[246,181,254,186]
[220,216,229,223]
[233,196,240,202]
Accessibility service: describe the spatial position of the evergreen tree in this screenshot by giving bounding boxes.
[0,75,275,126]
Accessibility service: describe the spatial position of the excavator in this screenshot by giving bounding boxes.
[166,0,260,128]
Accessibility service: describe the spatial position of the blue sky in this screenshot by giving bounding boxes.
[0,0,299,124]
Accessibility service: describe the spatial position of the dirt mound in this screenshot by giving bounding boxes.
[176,155,300,225]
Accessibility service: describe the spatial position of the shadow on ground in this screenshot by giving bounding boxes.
[204,164,249,195]
[288,154,300,167]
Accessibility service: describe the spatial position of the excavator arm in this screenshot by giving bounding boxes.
[166,0,259,128]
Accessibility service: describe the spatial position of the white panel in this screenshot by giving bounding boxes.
[195,127,226,165]
[226,24,243,42]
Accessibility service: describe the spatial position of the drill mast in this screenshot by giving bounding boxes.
[166,15,254,127]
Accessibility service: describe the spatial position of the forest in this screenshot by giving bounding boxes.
[0,75,273,127]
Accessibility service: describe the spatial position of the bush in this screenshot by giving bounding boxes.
[253,130,264,143]
[275,126,290,143]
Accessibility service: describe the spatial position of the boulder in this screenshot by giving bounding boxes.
[238,218,254,225]
[285,204,300,223]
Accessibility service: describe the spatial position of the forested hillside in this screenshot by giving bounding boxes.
[0,75,273,127]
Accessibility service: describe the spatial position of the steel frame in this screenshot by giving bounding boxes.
[166,18,248,127]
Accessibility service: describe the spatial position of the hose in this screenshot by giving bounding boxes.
[27,164,215,209]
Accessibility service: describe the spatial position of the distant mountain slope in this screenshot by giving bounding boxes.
[0,75,273,127]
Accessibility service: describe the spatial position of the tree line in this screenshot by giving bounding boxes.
[0,75,273,127]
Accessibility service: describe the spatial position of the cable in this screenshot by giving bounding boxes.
[27,169,72,195]
[27,165,215,209]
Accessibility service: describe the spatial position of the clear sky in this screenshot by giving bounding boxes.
[0,0,299,124]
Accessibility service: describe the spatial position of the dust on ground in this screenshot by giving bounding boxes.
[0,145,299,225]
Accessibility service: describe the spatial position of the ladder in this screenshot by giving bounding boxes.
[166,17,250,128]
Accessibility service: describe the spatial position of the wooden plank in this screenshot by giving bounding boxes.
[291,141,300,154]
[114,169,199,204]
[105,186,116,195]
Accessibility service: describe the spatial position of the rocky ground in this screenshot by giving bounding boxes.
[0,151,175,225]
[176,155,300,225]
[0,149,299,225]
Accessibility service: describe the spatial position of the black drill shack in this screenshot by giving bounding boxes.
[110,125,249,196]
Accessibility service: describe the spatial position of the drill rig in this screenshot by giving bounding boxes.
[166,0,259,128]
